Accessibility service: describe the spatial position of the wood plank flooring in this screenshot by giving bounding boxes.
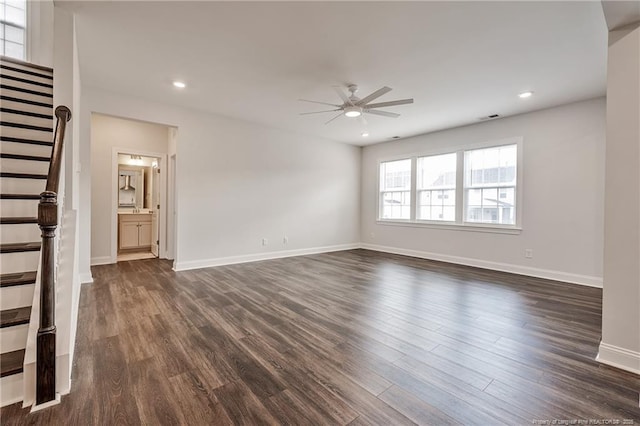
[2,249,639,425]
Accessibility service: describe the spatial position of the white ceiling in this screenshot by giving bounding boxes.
[64,1,608,146]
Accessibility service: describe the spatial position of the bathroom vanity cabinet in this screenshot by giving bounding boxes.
[118,213,152,250]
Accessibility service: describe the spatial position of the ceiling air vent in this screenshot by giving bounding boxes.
[479,114,500,121]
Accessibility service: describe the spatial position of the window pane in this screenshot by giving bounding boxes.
[5,5,25,26]
[5,25,23,43]
[465,144,517,187]
[6,0,26,9]
[5,40,23,59]
[417,153,456,189]
[381,191,410,220]
[380,159,411,192]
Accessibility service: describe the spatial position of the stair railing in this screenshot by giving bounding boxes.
[36,105,71,405]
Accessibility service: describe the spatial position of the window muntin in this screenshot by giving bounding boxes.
[379,159,411,220]
[417,153,457,221]
[464,144,517,225]
[1,0,26,60]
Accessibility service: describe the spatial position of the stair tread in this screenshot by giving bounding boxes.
[0,107,53,120]
[0,135,53,146]
[0,153,50,162]
[0,194,40,200]
[0,242,41,253]
[0,121,53,132]
[0,349,25,377]
[0,306,31,328]
[1,74,53,89]
[0,172,47,179]
[0,217,38,224]
[0,271,37,287]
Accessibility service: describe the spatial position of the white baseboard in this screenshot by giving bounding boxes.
[79,272,93,284]
[90,256,113,266]
[597,342,640,375]
[360,243,603,288]
[173,243,360,272]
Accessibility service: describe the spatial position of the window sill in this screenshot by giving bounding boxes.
[375,219,522,235]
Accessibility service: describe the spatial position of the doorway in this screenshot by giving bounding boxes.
[111,149,168,263]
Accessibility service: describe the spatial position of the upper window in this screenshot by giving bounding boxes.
[379,159,411,220]
[377,139,521,231]
[464,144,517,225]
[1,0,26,60]
[417,153,457,221]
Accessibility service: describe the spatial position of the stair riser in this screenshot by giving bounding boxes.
[1,87,53,106]
[0,98,52,117]
[0,324,28,353]
[0,224,40,244]
[0,78,53,95]
[0,111,53,129]
[0,66,53,87]
[1,125,52,142]
[0,372,23,407]
[1,141,53,157]
[0,252,39,275]
[0,283,35,310]
[0,59,52,77]
[0,158,49,175]
[0,200,38,217]
[0,177,47,194]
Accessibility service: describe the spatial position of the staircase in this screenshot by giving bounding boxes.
[0,56,54,407]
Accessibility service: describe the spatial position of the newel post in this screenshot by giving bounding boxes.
[36,191,58,404]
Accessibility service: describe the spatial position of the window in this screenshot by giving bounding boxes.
[1,0,26,60]
[417,153,456,221]
[464,144,517,225]
[379,159,411,220]
[377,139,521,231]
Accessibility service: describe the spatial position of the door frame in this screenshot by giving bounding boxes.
[110,147,168,263]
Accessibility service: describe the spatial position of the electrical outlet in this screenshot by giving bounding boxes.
[283,236,288,244]
[262,238,268,246]
[524,249,533,259]
[370,232,375,239]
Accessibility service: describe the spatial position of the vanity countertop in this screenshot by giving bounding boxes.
[118,210,152,215]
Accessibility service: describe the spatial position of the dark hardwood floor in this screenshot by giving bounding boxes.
[2,249,639,425]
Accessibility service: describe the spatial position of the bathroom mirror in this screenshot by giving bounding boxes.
[118,167,144,208]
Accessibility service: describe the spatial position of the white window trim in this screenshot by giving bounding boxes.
[376,137,523,234]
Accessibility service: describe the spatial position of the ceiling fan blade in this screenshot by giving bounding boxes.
[325,113,343,125]
[299,99,341,107]
[365,99,414,109]
[357,86,392,106]
[332,86,353,105]
[300,109,341,115]
[365,109,400,118]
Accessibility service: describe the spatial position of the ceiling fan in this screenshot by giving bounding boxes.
[299,84,414,124]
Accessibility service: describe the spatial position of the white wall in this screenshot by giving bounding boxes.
[361,98,606,286]
[599,23,640,374]
[90,114,169,263]
[82,88,361,271]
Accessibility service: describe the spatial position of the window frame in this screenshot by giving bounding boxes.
[0,0,27,61]
[376,137,523,234]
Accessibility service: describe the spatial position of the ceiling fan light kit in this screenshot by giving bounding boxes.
[344,106,362,117]
[299,84,413,125]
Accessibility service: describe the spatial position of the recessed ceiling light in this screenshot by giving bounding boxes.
[361,132,369,137]
[173,81,186,89]
[518,91,533,98]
